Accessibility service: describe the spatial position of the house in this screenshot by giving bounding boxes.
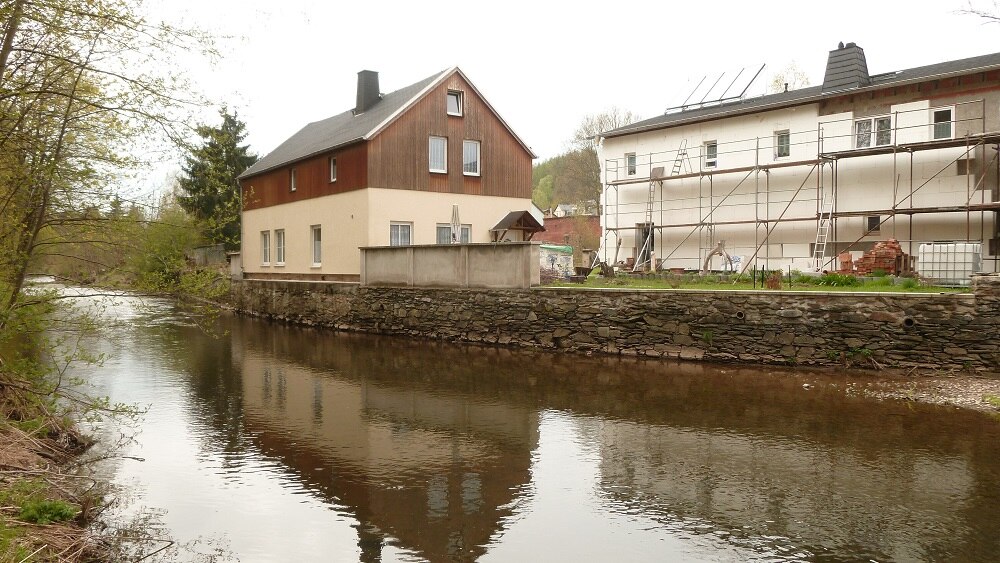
[597,43,1000,279]
[239,68,536,281]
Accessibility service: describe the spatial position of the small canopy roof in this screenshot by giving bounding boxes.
[490,211,545,241]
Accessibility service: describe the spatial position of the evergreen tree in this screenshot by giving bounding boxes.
[177,109,257,250]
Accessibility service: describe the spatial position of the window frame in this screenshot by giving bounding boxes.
[463,140,481,176]
[774,130,791,159]
[436,223,471,244]
[446,90,463,116]
[625,152,637,175]
[932,107,954,140]
[390,222,413,246]
[704,141,718,168]
[854,115,892,148]
[275,229,285,266]
[310,225,322,267]
[429,136,448,173]
[328,156,337,183]
[289,168,297,192]
[260,230,270,266]
[866,215,881,234]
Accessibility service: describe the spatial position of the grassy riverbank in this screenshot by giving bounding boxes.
[0,373,103,560]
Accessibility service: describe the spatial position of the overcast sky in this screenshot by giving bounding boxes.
[152,0,997,179]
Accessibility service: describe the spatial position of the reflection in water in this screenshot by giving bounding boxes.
[64,291,1000,562]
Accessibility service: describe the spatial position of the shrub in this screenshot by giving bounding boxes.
[871,269,889,277]
[900,278,919,290]
[818,273,861,287]
[19,499,78,525]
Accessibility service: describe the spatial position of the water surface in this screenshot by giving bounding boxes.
[63,289,1000,562]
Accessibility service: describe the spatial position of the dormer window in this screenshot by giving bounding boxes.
[447,91,463,116]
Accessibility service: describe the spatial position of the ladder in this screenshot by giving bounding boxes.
[671,139,689,176]
[811,164,834,271]
[634,166,664,272]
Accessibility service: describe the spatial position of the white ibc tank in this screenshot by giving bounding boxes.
[917,243,982,286]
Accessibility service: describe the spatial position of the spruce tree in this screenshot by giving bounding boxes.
[177,109,257,250]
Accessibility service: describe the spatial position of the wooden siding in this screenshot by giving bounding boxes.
[242,143,368,210]
[366,73,533,198]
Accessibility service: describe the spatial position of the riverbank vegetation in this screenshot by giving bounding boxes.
[0,0,229,558]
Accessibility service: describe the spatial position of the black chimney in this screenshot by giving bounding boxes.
[821,42,869,92]
[356,70,380,114]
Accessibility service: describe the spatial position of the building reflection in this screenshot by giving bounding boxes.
[167,314,1000,562]
[230,320,539,562]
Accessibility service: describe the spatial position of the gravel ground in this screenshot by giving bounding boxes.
[854,372,1000,413]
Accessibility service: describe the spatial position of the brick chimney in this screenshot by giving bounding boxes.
[821,42,870,92]
[355,70,380,114]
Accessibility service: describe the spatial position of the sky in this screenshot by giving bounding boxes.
[146,0,998,190]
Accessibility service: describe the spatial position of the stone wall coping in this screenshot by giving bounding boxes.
[532,287,975,299]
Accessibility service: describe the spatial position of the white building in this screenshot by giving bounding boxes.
[598,43,1000,276]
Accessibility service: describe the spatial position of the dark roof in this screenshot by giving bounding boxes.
[603,51,1000,139]
[240,70,445,179]
[822,42,870,92]
[490,211,544,232]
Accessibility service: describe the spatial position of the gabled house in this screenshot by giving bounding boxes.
[598,43,1000,279]
[239,68,536,281]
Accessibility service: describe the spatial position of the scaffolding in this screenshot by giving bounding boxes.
[600,99,1000,275]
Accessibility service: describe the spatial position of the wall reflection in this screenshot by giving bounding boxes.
[162,312,1000,562]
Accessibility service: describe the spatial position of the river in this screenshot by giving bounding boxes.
[56,287,1000,562]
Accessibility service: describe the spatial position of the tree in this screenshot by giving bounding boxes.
[0,0,213,318]
[530,108,639,211]
[959,1,1000,22]
[768,62,811,94]
[571,107,641,150]
[177,109,258,250]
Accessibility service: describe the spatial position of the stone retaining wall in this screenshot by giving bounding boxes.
[230,275,1000,373]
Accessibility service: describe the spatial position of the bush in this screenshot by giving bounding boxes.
[19,499,78,525]
[871,269,889,277]
[900,277,920,290]
[818,273,861,287]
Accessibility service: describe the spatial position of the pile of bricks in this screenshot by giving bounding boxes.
[837,253,854,273]
[853,238,905,275]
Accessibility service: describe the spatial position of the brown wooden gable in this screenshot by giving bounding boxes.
[242,142,368,211]
[366,70,533,199]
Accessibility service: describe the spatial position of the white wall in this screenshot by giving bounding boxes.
[599,98,998,273]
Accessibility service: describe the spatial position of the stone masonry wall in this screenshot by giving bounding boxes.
[230,275,1000,373]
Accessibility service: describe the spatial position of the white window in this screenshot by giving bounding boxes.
[855,116,892,148]
[390,222,412,246]
[774,130,790,158]
[311,225,321,266]
[447,91,463,116]
[463,140,480,176]
[275,229,285,265]
[290,168,297,192]
[329,157,337,182]
[436,224,471,244]
[866,215,881,234]
[625,153,637,175]
[260,231,270,265]
[933,108,953,140]
[704,141,717,168]
[429,136,447,173]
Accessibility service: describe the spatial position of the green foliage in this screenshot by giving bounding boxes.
[871,269,889,277]
[863,276,894,288]
[128,202,201,291]
[900,278,919,289]
[818,273,861,287]
[18,499,78,525]
[984,395,1000,409]
[177,109,258,250]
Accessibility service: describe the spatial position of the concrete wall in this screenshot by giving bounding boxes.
[360,242,540,289]
[230,274,1000,373]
